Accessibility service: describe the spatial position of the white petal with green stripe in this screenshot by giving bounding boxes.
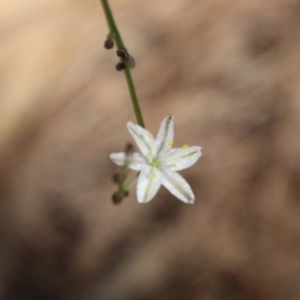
[155,115,174,157]
[127,122,156,160]
[137,167,163,203]
[109,152,147,171]
[162,146,202,171]
[161,169,195,204]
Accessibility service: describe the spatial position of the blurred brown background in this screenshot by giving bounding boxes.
[1,0,300,299]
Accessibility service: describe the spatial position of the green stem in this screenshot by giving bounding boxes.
[100,0,145,128]
[123,68,145,128]
[123,173,139,191]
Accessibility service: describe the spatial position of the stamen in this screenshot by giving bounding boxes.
[168,140,174,147]
[182,144,189,149]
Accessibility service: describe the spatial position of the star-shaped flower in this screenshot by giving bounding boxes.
[109,115,202,204]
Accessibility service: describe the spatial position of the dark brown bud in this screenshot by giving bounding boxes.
[125,143,134,155]
[104,39,114,50]
[112,173,121,183]
[112,192,123,204]
[116,49,135,68]
[115,62,127,71]
[116,49,128,60]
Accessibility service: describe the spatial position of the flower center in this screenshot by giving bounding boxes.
[150,159,160,168]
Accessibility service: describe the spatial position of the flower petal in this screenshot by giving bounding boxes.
[161,169,195,204]
[127,122,156,160]
[109,152,126,166]
[109,152,147,171]
[162,146,202,171]
[137,167,162,203]
[129,153,149,170]
[155,115,174,157]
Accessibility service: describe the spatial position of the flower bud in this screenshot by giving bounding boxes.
[116,49,135,68]
[115,62,127,71]
[104,38,114,50]
[112,173,121,183]
[112,192,123,204]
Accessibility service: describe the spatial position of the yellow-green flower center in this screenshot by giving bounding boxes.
[150,159,160,168]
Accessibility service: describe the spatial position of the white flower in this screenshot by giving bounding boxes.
[109,115,202,204]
